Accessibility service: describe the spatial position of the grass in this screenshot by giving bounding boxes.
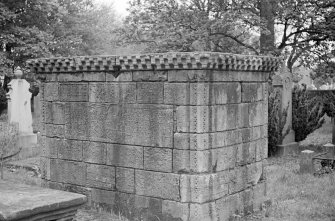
[263,157,335,221]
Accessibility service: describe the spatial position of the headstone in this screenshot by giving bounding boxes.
[299,150,315,174]
[273,65,298,156]
[6,67,37,148]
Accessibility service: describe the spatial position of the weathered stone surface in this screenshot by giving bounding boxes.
[173,149,211,173]
[65,102,90,140]
[91,188,116,205]
[106,72,132,82]
[242,83,263,102]
[103,104,173,148]
[249,102,264,126]
[89,83,136,103]
[45,124,64,138]
[44,83,59,101]
[82,72,106,81]
[116,167,135,193]
[50,159,86,185]
[144,147,172,172]
[247,162,263,185]
[216,193,242,220]
[236,142,256,166]
[43,137,59,158]
[58,139,83,161]
[0,180,86,221]
[106,144,143,169]
[137,82,164,104]
[180,174,229,203]
[168,70,211,82]
[58,73,83,82]
[164,83,189,105]
[255,138,268,161]
[133,70,168,81]
[162,200,189,221]
[135,170,180,201]
[211,146,236,171]
[86,164,115,189]
[176,106,212,133]
[40,157,50,180]
[189,202,218,221]
[83,141,107,164]
[59,83,88,102]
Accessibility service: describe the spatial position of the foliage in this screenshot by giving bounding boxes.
[0,86,6,115]
[120,0,335,70]
[311,61,335,86]
[0,0,117,75]
[292,84,325,142]
[0,121,19,179]
[268,85,288,156]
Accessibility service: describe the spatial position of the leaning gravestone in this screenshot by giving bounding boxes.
[6,67,37,149]
[27,52,280,221]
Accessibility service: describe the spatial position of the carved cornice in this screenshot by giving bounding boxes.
[26,52,281,73]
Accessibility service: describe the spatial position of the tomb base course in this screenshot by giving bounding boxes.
[27,52,280,221]
[0,180,86,221]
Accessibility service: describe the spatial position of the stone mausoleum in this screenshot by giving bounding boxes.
[27,52,279,221]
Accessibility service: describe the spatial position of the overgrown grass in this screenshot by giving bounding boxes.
[263,157,335,221]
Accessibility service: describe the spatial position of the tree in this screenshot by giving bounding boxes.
[120,0,335,71]
[311,60,335,86]
[0,0,117,75]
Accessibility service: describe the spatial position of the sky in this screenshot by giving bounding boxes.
[94,0,129,17]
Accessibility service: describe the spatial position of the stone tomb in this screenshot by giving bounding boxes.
[27,52,280,221]
[0,180,86,221]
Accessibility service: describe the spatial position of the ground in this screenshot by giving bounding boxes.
[2,120,335,221]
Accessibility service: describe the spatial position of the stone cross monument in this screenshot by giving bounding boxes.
[7,67,37,147]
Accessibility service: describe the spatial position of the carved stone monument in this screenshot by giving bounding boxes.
[27,52,280,221]
[7,67,37,147]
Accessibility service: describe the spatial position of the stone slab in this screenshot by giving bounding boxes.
[0,180,86,221]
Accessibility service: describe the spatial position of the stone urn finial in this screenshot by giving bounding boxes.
[14,66,23,79]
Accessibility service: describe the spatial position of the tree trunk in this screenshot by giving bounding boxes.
[259,0,276,55]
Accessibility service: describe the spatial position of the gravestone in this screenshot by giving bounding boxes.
[272,65,298,156]
[6,67,37,148]
[27,52,280,221]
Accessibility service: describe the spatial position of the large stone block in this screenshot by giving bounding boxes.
[242,83,263,102]
[253,182,267,211]
[216,193,242,220]
[137,82,164,104]
[57,139,83,161]
[44,83,59,101]
[40,157,50,180]
[249,102,265,126]
[168,70,211,82]
[236,142,256,166]
[106,72,132,82]
[89,83,136,103]
[91,188,116,206]
[173,149,211,173]
[103,104,174,148]
[57,73,83,82]
[211,146,236,171]
[189,202,218,221]
[65,102,90,140]
[116,167,135,193]
[135,170,180,201]
[164,83,189,105]
[43,137,59,158]
[162,200,189,221]
[106,144,143,169]
[45,124,64,138]
[176,106,213,133]
[133,70,167,81]
[50,159,86,185]
[144,147,172,172]
[86,164,115,189]
[83,141,107,164]
[247,161,263,185]
[59,83,88,102]
[180,173,229,203]
[82,72,106,81]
